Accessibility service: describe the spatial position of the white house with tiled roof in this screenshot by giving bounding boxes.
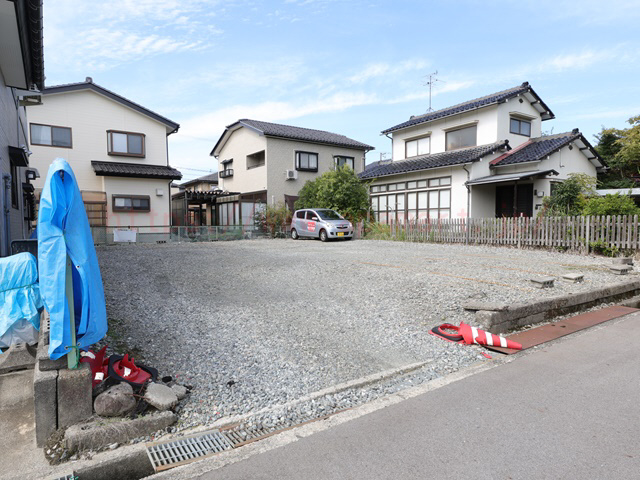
[209,119,373,226]
[26,78,182,229]
[361,82,605,221]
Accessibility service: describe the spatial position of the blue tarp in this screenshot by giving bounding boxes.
[0,252,43,346]
[37,158,107,360]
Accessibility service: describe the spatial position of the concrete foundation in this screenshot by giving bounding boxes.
[0,342,37,374]
[476,278,640,333]
[33,364,58,447]
[57,363,92,429]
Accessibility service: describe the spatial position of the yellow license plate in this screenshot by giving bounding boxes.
[336,232,344,236]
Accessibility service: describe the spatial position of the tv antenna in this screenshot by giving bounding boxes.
[423,71,444,112]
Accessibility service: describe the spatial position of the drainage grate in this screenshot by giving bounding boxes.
[147,431,233,471]
[222,426,275,447]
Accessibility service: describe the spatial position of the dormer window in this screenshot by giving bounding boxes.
[445,125,477,151]
[510,118,531,137]
[405,136,430,158]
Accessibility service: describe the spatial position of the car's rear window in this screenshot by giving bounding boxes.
[316,210,343,220]
[296,211,305,219]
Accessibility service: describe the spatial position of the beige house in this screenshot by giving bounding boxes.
[361,82,605,222]
[26,78,181,229]
[0,0,44,256]
[209,119,373,226]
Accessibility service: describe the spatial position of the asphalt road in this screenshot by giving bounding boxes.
[190,311,640,480]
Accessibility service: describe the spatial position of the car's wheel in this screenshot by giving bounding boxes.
[319,229,328,242]
[291,228,299,240]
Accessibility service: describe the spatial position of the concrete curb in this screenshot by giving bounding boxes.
[476,278,640,333]
[65,411,177,451]
[175,360,431,437]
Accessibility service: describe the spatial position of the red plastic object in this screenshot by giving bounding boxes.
[80,346,109,387]
[459,323,522,350]
[111,354,151,384]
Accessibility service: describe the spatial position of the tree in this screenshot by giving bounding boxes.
[582,193,640,216]
[540,173,596,216]
[595,116,640,188]
[295,166,371,221]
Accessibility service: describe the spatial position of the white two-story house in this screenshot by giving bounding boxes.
[27,78,182,230]
[209,119,373,226]
[361,82,605,223]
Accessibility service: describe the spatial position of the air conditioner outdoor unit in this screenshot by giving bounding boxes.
[286,169,297,180]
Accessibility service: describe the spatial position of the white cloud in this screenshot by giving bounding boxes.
[44,0,221,73]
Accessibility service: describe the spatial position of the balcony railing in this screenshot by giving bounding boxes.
[219,169,234,178]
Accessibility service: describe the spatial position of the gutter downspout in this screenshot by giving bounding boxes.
[3,174,12,256]
[462,164,471,245]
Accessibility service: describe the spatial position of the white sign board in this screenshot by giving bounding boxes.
[113,229,137,243]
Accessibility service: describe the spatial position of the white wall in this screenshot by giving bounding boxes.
[216,127,268,194]
[104,176,171,227]
[28,89,171,192]
[391,105,500,160]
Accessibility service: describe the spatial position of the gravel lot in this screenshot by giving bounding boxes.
[97,239,625,433]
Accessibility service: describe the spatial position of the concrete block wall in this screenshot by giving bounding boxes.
[33,312,93,446]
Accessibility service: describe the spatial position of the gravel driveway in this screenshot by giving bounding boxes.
[97,239,623,432]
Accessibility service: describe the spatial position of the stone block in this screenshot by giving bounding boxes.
[58,363,92,429]
[74,447,155,480]
[462,302,508,312]
[65,411,177,451]
[0,342,36,374]
[33,364,58,447]
[530,276,555,288]
[562,273,584,283]
[613,257,633,265]
[36,312,66,371]
[94,383,136,417]
[610,265,632,275]
[145,382,178,411]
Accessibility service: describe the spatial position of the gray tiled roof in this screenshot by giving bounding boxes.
[382,82,554,134]
[180,172,218,187]
[490,130,601,167]
[238,119,374,150]
[91,161,182,180]
[358,141,509,180]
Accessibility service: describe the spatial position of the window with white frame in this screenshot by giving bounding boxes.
[295,151,318,172]
[371,176,451,224]
[510,117,531,136]
[107,130,145,157]
[405,136,430,158]
[30,123,72,148]
[334,156,354,169]
[445,125,477,151]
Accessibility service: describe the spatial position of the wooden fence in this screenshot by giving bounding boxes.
[381,215,640,253]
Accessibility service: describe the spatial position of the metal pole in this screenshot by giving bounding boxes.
[65,254,79,369]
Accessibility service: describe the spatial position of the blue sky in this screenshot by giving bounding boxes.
[43,0,640,181]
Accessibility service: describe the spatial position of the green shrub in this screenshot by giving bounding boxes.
[253,202,292,238]
[582,193,640,216]
[589,240,620,257]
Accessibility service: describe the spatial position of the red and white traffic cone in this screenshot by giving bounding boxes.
[458,323,522,350]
